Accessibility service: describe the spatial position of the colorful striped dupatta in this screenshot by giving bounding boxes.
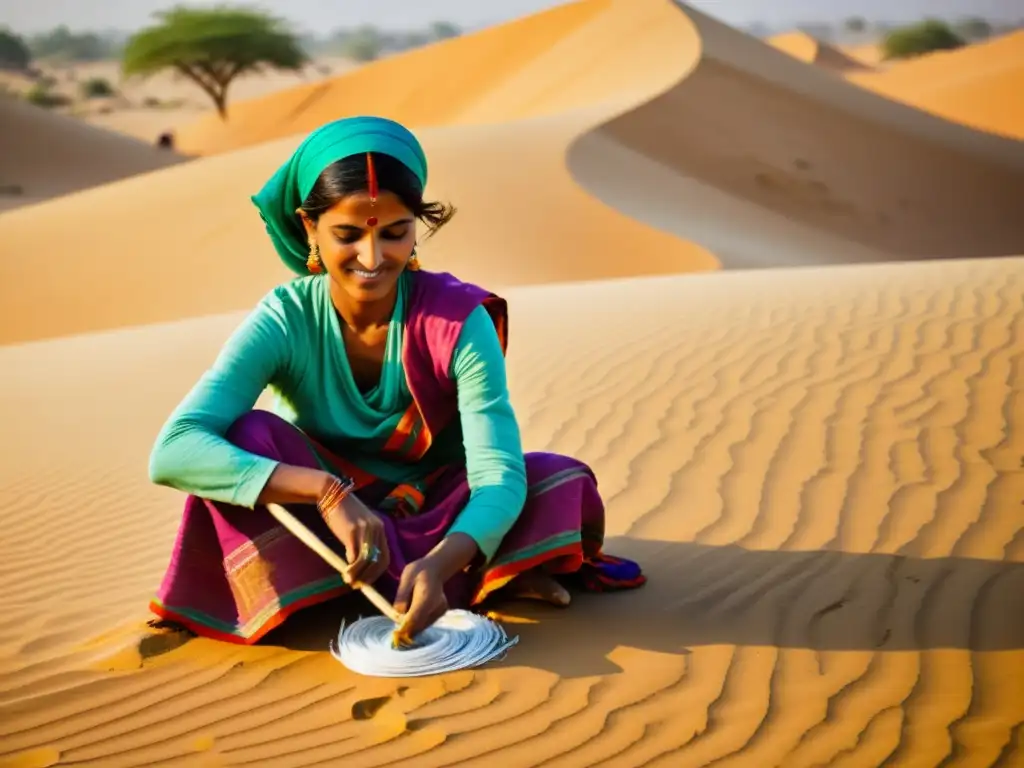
[149,271,644,644]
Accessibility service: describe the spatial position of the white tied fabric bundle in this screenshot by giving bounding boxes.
[331,610,519,677]
[262,504,517,677]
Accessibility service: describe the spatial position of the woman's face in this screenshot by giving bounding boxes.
[302,190,416,303]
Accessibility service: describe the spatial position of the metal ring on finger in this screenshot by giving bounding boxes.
[361,541,381,564]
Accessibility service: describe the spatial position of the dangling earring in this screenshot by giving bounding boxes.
[306,241,323,274]
[407,246,421,271]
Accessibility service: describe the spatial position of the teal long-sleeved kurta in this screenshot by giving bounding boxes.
[149,271,527,562]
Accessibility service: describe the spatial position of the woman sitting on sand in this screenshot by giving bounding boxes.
[148,115,645,645]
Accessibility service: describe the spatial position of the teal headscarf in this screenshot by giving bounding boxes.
[252,116,429,275]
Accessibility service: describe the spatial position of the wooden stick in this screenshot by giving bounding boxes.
[265,502,404,625]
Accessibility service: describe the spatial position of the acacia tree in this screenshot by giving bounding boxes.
[122,6,307,119]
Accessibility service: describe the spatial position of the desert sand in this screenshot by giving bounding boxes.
[1,0,1023,765]
[5,0,1024,345]
[0,95,185,213]
[768,32,873,72]
[839,42,886,66]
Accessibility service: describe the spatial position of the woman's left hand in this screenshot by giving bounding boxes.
[393,558,449,643]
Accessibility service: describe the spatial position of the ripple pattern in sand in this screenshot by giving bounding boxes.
[1,258,1022,767]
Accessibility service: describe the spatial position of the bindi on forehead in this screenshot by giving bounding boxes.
[328,211,414,233]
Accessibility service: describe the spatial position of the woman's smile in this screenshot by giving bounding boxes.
[347,265,387,281]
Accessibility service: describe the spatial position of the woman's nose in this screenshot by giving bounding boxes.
[355,232,383,270]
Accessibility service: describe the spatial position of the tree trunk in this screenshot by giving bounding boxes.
[174,61,231,120]
[213,89,228,120]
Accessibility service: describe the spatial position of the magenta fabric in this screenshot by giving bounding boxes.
[151,410,606,643]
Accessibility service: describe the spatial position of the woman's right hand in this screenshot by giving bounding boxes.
[321,490,391,587]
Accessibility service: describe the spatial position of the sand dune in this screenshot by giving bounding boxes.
[5,0,1024,345]
[839,42,886,66]
[768,31,873,72]
[0,0,722,346]
[170,0,618,157]
[0,117,718,346]
[0,95,185,213]
[846,31,1024,141]
[572,4,1024,269]
[1,257,1022,766]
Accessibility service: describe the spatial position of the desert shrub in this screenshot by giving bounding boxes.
[25,83,70,107]
[882,19,965,59]
[80,76,114,98]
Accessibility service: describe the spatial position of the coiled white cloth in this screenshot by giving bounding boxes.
[330,610,518,677]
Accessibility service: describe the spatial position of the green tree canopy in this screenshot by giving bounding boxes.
[122,6,307,119]
[0,28,31,70]
[882,19,965,60]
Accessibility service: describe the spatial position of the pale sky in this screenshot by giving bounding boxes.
[0,0,1015,35]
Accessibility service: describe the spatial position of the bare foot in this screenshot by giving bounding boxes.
[506,570,571,607]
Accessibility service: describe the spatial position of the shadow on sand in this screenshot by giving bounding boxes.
[260,536,1024,678]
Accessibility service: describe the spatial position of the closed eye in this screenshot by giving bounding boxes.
[333,218,414,244]
[381,225,410,240]
[336,226,409,244]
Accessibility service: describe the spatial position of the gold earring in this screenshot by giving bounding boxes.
[407,247,421,271]
[306,241,323,274]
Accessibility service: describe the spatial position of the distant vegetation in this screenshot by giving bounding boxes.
[0,28,31,70]
[3,7,1017,120]
[744,14,1019,45]
[3,5,466,118]
[117,5,463,117]
[302,20,463,62]
[843,17,867,34]
[80,76,115,99]
[950,18,995,43]
[6,11,1017,70]
[881,19,965,59]
[24,82,71,108]
[122,6,307,119]
[28,26,122,61]
[13,16,464,69]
